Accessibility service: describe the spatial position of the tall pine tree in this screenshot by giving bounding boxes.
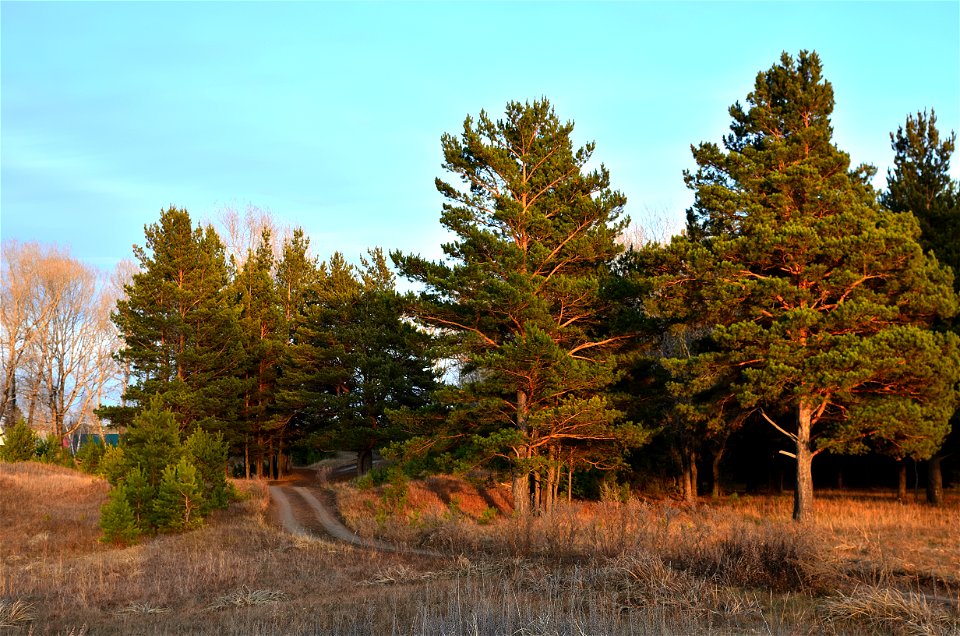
[393,99,647,514]
[649,52,960,521]
[882,110,960,505]
[278,250,436,475]
[111,207,244,434]
[233,228,285,477]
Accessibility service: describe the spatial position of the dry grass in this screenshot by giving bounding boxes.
[3,461,958,635]
[823,585,960,636]
[0,599,35,628]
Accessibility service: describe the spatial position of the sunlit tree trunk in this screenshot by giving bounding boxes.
[793,401,815,522]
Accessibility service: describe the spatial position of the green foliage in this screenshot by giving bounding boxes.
[0,419,37,462]
[123,395,182,489]
[648,51,960,519]
[111,205,244,434]
[477,506,498,525]
[233,229,287,467]
[183,427,230,513]
[97,400,228,539]
[153,458,205,532]
[380,466,409,512]
[99,484,140,546]
[122,465,155,531]
[882,109,959,282]
[278,248,437,463]
[74,439,106,474]
[36,433,72,466]
[393,98,645,512]
[98,445,129,486]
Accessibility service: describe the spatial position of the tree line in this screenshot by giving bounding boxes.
[2,50,957,523]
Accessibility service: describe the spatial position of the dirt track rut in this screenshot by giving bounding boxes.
[269,482,441,556]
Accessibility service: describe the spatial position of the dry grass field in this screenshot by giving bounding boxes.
[2,461,958,635]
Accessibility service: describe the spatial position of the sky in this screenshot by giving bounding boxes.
[2,1,959,275]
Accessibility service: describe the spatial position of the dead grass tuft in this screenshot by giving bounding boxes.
[112,603,170,616]
[205,585,286,611]
[666,522,830,591]
[823,585,960,636]
[0,598,35,627]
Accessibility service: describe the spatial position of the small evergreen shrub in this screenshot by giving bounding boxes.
[153,458,205,532]
[96,399,231,543]
[99,484,140,546]
[0,419,37,462]
[37,433,76,466]
[122,465,155,531]
[183,428,230,513]
[98,445,129,486]
[75,439,106,474]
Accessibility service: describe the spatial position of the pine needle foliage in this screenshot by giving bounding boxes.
[647,51,960,522]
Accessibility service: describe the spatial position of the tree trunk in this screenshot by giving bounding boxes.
[357,448,373,477]
[681,449,696,503]
[512,390,531,515]
[244,442,250,480]
[567,450,573,503]
[552,449,561,508]
[690,449,698,498]
[793,401,815,522]
[711,447,724,498]
[277,438,285,478]
[897,459,908,502]
[512,468,530,516]
[533,471,542,514]
[926,454,943,506]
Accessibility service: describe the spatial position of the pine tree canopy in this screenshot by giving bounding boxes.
[648,51,960,521]
[393,98,649,513]
[113,206,245,432]
[882,109,960,289]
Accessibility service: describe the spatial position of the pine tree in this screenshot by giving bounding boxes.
[0,419,37,462]
[123,395,182,489]
[882,110,959,271]
[283,249,437,475]
[153,457,205,532]
[121,465,154,531]
[75,439,106,474]
[393,99,646,514]
[109,206,245,433]
[882,110,960,506]
[183,427,230,512]
[99,483,140,545]
[233,229,286,478]
[258,229,320,478]
[650,51,960,521]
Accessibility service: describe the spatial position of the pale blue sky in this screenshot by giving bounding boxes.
[2,1,958,272]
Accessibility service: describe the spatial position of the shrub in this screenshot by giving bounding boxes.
[75,438,106,474]
[153,458,205,532]
[99,483,140,546]
[123,465,155,531]
[98,445,129,486]
[183,427,230,513]
[0,419,37,462]
[124,396,182,489]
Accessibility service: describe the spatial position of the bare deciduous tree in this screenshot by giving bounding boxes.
[214,205,291,270]
[1,241,127,439]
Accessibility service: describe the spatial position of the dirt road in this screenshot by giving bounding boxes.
[268,470,441,556]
